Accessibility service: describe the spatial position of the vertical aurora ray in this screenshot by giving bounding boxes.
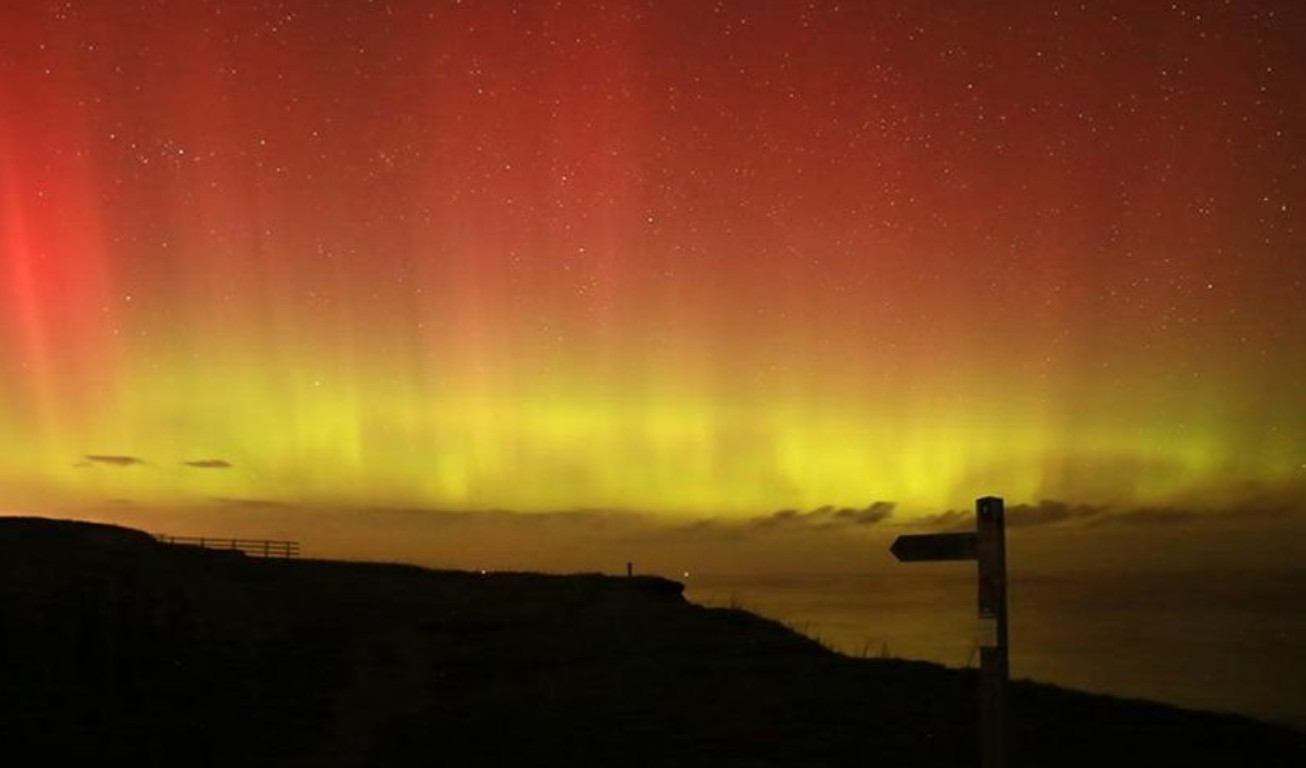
[0,1,1302,518]
[1,10,122,496]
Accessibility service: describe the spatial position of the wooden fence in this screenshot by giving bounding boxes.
[155,534,300,559]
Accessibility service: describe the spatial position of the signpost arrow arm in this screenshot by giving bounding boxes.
[889,532,977,562]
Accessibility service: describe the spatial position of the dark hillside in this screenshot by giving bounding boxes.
[0,517,1301,767]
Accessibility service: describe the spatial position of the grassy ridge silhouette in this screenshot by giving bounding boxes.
[0,517,1302,767]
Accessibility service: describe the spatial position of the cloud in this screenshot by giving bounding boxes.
[910,496,1306,532]
[906,508,972,531]
[912,500,1149,530]
[1008,500,1106,527]
[684,501,896,539]
[752,502,895,531]
[1227,503,1301,521]
[1091,506,1201,527]
[184,459,233,469]
[80,455,147,468]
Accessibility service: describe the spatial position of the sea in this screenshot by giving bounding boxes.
[683,568,1306,731]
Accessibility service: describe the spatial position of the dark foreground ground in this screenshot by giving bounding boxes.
[1,518,1302,767]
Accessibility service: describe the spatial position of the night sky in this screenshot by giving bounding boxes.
[2,0,1303,523]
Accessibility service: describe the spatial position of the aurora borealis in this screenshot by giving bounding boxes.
[2,0,1303,519]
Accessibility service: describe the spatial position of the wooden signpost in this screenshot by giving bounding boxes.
[890,496,1008,768]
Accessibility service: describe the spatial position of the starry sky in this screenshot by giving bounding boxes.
[1,0,1303,524]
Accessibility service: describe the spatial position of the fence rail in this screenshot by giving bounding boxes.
[155,534,300,559]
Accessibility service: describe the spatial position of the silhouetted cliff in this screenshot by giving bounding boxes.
[1,517,1301,767]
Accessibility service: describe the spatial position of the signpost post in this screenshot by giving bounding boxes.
[890,496,1008,768]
